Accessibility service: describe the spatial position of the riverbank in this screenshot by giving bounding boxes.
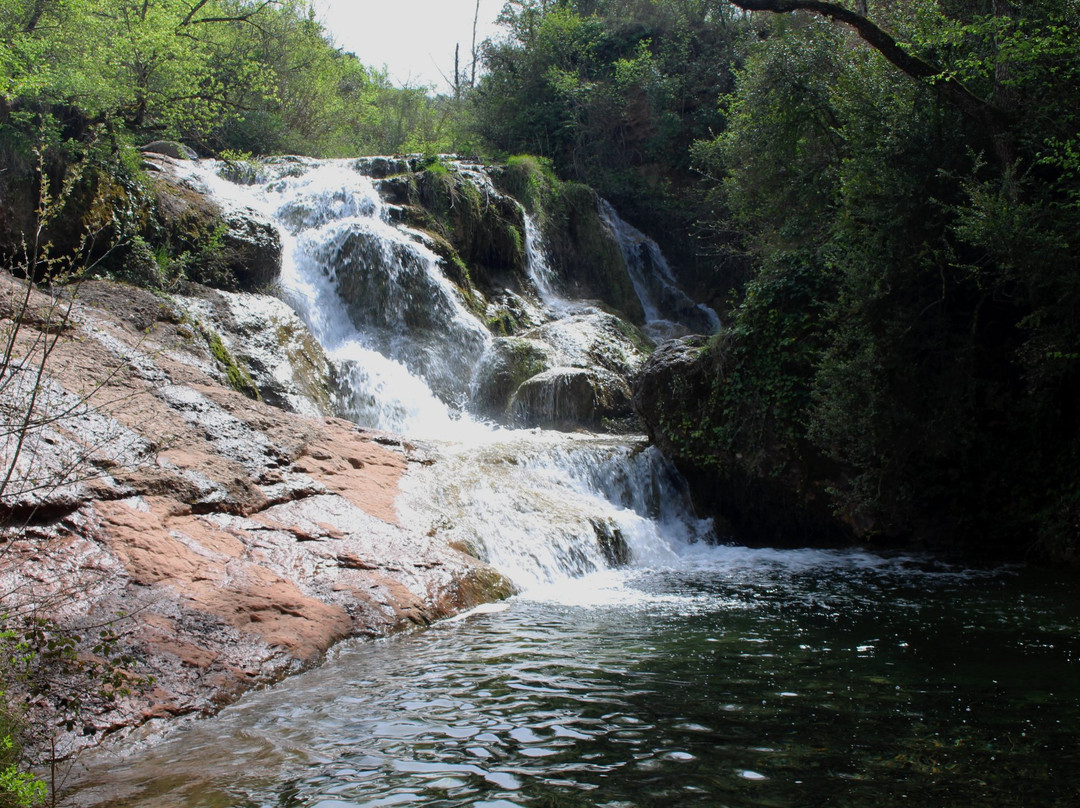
[0,273,512,757]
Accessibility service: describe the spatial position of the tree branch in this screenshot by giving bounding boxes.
[179,0,277,28]
[730,0,1010,138]
[179,0,212,28]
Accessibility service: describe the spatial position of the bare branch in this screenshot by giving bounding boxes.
[180,0,278,28]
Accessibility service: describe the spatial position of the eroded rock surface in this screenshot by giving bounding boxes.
[0,275,512,754]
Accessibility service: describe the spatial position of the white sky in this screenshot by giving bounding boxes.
[311,0,508,93]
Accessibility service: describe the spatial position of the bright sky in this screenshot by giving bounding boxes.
[311,0,509,93]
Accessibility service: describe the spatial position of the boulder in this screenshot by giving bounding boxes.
[469,337,554,420]
[634,334,852,547]
[139,140,198,160]
[510,366,632,430]
[220,208,282,291]
[149,162,282,292]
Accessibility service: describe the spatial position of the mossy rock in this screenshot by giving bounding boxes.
[510,366,633,431]
[146,170,280,292]
[470,337,555,421]
[410,167,527,291]
[554,184,643,323]
[139,140,198,160]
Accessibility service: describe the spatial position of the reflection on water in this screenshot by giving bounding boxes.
[71,548,1079,807]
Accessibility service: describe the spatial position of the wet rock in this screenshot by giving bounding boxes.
[140,140,198,160]
[469,337,554,420]
[632,335,709,429]
[510,366,633,430]
[0,273,512,757]
[220,209,281,291]
[355,156,411,178]
[321,226,489,402]
[543,183,645,324]
[176,287,334,416]
[634,334,851,547]
[524,309,650,380]
[149,160,281,292]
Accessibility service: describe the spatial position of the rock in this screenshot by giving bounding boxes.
[632,335,709,429]
[0,273,512,758]
[176,287,333,416]
[320,226,489,402]
[510,366,633,430]
[469,337,554,420]
[219,209,282,291]
[355,156,411,178]
[523,309,650,380]
[150,163,282,292]
[542,183,646,324]
[139,140,198,160]
[634,334,851,547]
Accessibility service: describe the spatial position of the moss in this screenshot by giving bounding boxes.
[274,320,333,414]
[486,309,519,336]
[545,182,644,323]
[500,155,558,218]
[202,326,260,400]
[409,164,526,292]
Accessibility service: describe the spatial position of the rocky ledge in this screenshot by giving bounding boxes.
[0,275,512,755]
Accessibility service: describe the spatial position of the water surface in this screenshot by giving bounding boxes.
[73,547,1079,807]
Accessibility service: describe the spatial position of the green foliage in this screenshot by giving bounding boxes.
[0,706,45,808]
[679,0,1080,556]
[502,154,558,216]
[0,611,152,805]
[0,0,477,158]
[473,0,745,295]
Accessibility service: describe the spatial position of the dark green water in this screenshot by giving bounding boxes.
[74,547,1079,808]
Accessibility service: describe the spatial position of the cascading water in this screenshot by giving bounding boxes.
[179,157,714,589]
[598,198,721,342]
[71,159,1080,808]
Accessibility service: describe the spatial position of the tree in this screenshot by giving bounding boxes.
[677,0,1080,556]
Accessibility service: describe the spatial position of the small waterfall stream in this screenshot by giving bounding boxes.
[182,157,714,588]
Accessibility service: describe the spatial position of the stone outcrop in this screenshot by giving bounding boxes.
[633,335,851,546]
[144,155,282,292]
[511,367,633,430]
[0,275,512,754]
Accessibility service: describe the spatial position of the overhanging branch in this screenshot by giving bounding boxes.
[730,0,1009,137]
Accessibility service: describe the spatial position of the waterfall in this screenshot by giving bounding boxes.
[186,158,715,590]
[597,199,721,342]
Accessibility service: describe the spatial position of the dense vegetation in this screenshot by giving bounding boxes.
[0,0,476,156]
[473,0,746,304]
[658,0,1079,560]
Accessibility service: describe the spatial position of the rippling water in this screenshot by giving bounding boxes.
[72,547,1079,808]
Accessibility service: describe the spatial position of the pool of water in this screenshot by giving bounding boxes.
[70,545,1079,808]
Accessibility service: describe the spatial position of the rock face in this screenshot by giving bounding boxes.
[633,336,851,546]
[139,140,199,160]
[511,367,632,430]
[0,275,512,754]
[144,155,282,292]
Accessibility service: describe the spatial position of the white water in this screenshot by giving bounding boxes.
[185,158,717,591]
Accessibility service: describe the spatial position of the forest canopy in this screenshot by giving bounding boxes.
[0,0,471,155]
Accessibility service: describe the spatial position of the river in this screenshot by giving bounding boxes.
[69,158,1080,807]
[74,553,1077,807]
